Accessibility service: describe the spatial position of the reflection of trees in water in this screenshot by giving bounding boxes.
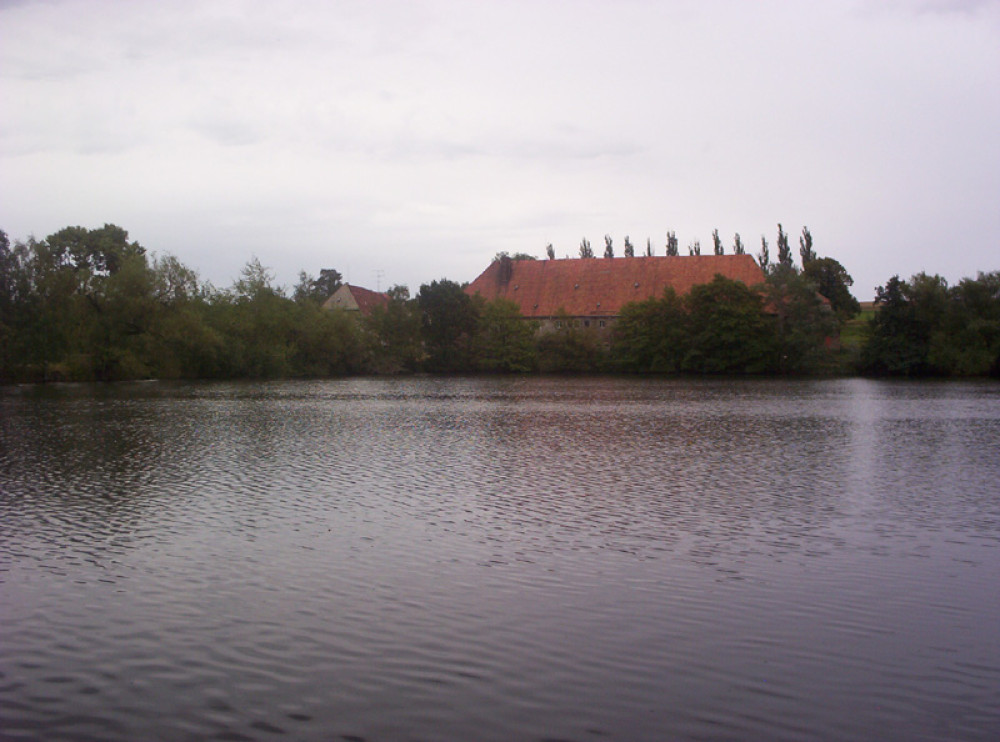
[457,380,859,565]
[1,386,215,541]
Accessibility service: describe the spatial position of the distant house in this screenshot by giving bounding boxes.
[465,255,766,331]
[322,284,390,316]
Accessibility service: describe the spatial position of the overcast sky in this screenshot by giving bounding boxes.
[2,0,998,298]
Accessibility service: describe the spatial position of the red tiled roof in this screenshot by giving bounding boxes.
[345,284,390,315]
[465,255,766,317]
[323,284,390,315]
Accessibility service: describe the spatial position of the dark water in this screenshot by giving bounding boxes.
[1,377,998,742]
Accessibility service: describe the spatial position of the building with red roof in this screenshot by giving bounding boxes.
[465,254,766,331]
[322,284,390,316]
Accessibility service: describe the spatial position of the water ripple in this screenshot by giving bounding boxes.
[2,378,999,741]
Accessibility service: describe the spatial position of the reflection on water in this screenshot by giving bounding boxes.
[2,377,999,741]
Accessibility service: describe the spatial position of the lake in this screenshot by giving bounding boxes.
[1,377,999,741]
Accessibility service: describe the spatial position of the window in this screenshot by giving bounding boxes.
[599,320,605,328]
[584,320,590,328]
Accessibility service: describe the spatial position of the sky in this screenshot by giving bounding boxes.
[1,0,998,299]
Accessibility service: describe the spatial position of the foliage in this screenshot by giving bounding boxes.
[294,268,342,304]
[537,312,607,373]
[860,275,935,376]
[417,279,479,372]
[858,272,1000,377]
[666,231,678,257]
[776,223,794,270]
[799,227,816,266]
[761,269,838,374]
[604,235,614,259]
[546,243,555,260]
[6,222,993,383]
[579,238,594,259]
[712,229,723,255]
[733,233,745,255]
[683,275,775,374]
[803,257,860,322]
[758,236,770,272]
[612,289,687,373]
[493,251,536,262]
[46,224,145,276]
[624,236,634,258]
[475,298,538,372]
[386,284,410,301]
[362,295,422,374]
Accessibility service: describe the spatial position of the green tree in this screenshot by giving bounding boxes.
[683,275,774,373]
[475,298,537,372]
[712,229,723,255]
[0,230,26,380]
[733,233,745,255]
[45,224,145,278]
[624,236,635,258]
[666,231,679,257]
[417,279,479,372]
[761,268,838,374]
[799,226,816,266]
[546,243,556,260]
[613,288,687,373]
[646,238,653,257]
[18,236,85,379]
[493,251,536,262]
[604,235,614,258]
[222,258,297,377]
[288,299,361,377]
[802,256,860,322]
[579,238,594,258]
[386,284,410,301]
[776,223,794,270]
[537,311,606,372]
[688,240,701,256]
[860,275,932,376]
[928,272,1000,376]
[362,294,423,373]
[862,272,1000,377]
[294,268,342,304]
[758,236,770,273]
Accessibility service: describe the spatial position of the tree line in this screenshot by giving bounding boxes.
[860,271,1000,377]
[556,224,813,261]
[1,224,997,382]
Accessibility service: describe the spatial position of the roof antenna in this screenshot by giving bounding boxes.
[373,269,385,292]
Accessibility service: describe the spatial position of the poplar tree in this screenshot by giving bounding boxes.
[624,235,634,257]
[604,235,614,258]
[546,243,555,260]
[776,223,794,270]
[734,233,745,255]
[688,240,701,256]
[712,229,724,255]
[646,238,653,257]
[799,227,816,266]
[758,236,770,272]
[579,238,594,258]
[666,231,679,257]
